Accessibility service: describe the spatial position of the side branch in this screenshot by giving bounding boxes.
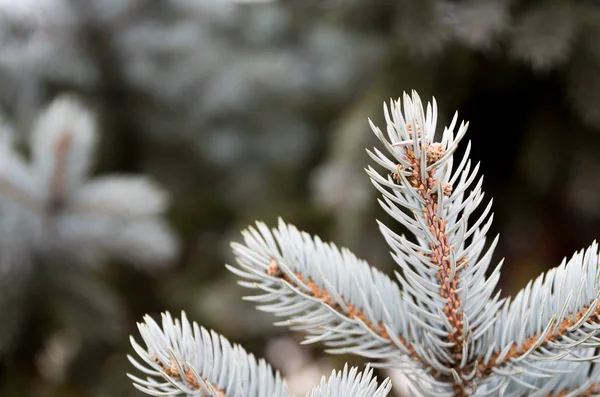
[128,312,289,397]
[229,219,416,364]
[479,299,600,377]
[266,257,415,356]
[480,243,600,386]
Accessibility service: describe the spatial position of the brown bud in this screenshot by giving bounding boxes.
[426,143,445,164]
[267,258,282,277]
[443,183,453,196]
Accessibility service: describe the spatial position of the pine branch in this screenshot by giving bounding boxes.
[129,311,288,396]
[31,96,97,204]
[366,92,503,395]
[128,311,391,397]
[478,243,600,387]
[0,95,179,268]
[366,92,600,395]
[228,219,416,365]
[71,176,168,217]
[127,90,600,396]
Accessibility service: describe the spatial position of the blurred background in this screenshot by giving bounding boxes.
[0,0,599,396]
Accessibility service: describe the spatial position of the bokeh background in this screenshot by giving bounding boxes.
[0,0,600,396]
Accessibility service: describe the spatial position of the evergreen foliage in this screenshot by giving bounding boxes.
[129,92,600,396]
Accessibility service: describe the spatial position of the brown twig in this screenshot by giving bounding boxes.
[265,258,418,359]
[154,355,227,397]
[393,125,470,396]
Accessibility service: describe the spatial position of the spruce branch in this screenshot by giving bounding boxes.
[128,311,391,397]
[225,91,600,396]
[365,91,504,394]
[479,243,600,391]
[0,95,178,268]
[228,219,416,366]
[128,311,288,397]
